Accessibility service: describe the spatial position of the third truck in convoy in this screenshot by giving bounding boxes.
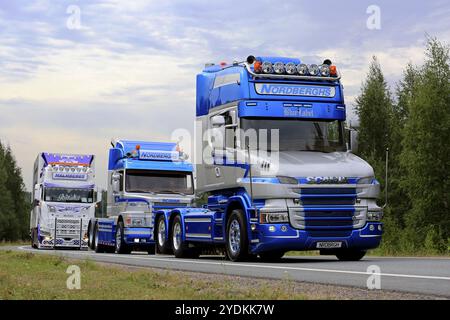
[30,152,98,249]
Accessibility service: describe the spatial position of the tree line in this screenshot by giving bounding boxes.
[0,142,30,241]
[355,36,449,254]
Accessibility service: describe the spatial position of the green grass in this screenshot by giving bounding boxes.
[0,250,313,300]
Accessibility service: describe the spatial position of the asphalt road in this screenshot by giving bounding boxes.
[9,245,450,298]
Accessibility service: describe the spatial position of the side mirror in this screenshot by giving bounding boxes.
[349,129,359,154]
[95,189,103,203]
[34,184,41,202]
[111,172,121,194]
[211,115,225,127]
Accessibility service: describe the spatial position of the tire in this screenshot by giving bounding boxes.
[31,228,37,249]
[155,215,171,254]
[94,223,104,253]
[115,220,131,254]
[259,251,285,262]
[336,250,366,261]
[171,215,197,258]
[147,246,156,255]
[88,222,95,250]
[225,209,249,262]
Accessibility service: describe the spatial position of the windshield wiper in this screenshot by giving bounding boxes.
[127,190,156,194]
[156,190,187,196]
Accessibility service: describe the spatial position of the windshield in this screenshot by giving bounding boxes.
[240,118,346,152]
[44,187,94,203]
[125,170,194,195]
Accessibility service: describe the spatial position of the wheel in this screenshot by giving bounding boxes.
[115,221,131,254]
[88,222,95,250]
[31,229,38,249]
[156,215,171,254]
[336,250,366,261]
[259,251,285,262]
[94,223,104,253]
[147,246,156,255]
[225,209,249,262]
[171,215,197,258]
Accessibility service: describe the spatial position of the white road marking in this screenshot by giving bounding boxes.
[18,245,450,282]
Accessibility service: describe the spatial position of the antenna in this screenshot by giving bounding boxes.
[383,147,389,209]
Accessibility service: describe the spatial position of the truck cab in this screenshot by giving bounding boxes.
[30,153,98,249]
[193,56,383,261]
[88,140,194,254]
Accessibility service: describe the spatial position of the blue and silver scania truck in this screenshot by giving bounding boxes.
[87,140,194,254]
[155,55,383,261]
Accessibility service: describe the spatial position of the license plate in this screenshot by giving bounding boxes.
[316,241,342,249]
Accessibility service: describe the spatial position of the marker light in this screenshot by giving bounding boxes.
[330,65,337,76]
[319,64,330,76]
[261,61,273,74]
[308,64,319,76]
[253,60,262,73]
[136,144,141,150]
[285,62,297,75]
[82,167,88,172]
[273,62,285,74]
[296,63,308,75]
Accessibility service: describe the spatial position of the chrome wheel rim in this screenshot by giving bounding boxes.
[116,226,122,251]
[158,219,166,247]
[228,219,241,255]
[173,222,181,251]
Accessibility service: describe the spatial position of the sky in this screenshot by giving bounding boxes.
[0,0,449,191]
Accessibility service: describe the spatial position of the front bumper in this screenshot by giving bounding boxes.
[39,237,88,249]
[249,222,383,254]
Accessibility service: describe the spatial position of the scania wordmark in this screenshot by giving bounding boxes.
[87,140,194,254]
[155,55,383,261]
[30,153,98,249]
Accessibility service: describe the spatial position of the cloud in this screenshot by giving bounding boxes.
[0,0,448,190]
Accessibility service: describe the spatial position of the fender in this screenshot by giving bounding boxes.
[223,192,254,245]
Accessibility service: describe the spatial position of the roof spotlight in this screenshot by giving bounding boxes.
[296,63,308,75]
[273,62,285,74]
[319,64,330,76]
[261,61,273,74]
[308,64,319,76]
[285,62,297,75]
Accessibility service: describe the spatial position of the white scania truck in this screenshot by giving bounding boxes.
[30,152,100,249]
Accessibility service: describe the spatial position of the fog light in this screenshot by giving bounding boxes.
[378,225,382,231]
[134,238,139,243]
[251,224,256,231]
[369,224,375,231]
[268,226,275,232]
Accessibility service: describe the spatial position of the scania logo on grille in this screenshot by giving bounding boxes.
[306,176,349,184]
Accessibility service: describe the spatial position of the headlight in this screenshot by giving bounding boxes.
[277,176,298,185]
[357,177,374,184]
[259,209,289,224]
[319,64,330,76]
[47,205,56,213]
[367,211,383,221]
[273,62,285,74]
[285,62,297,75]
[296,63,308,75]
[261,62,273,74]
[308,64,319,76]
